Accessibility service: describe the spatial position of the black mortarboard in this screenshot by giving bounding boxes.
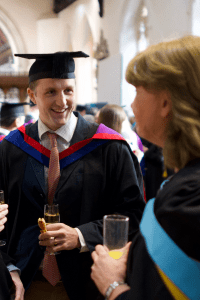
[76,104,86,112]
[14,51,89,83]
[30,100,36,107]
[0,102,30,120]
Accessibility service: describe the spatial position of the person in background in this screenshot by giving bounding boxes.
[85,105,99,117]
[75,104,86,116]
[83,114,95,123]
[97,104,144,163]
[91,35,200,299]
[94,109,100,123]
[25,101,39,124]
[140,137,174,201]
[97,104,125,133]
[0,51,145,300]
[129,115,136,131]
[0,102,29,136]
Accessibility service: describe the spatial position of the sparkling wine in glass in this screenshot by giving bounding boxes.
[44,204,60,255]
[0,190,6,246]
[103,214,129,259]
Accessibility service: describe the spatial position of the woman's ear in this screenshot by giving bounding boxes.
[160,90,172,118]
[27,88,36,104]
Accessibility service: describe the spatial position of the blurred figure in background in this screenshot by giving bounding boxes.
[141,137,174,201]
[97,104,125,132]
[97,104,143,163]
[129,115,136,131]
[0,102,29,139]
[85,105,99,117]
[83,114,95,123]
[25,101,39,124]
[75,104,86,116]
[94,109,100,123]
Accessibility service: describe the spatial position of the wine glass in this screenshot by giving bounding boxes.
[103,214,129,259]
[0,190,6,246]
[44,204,60,255]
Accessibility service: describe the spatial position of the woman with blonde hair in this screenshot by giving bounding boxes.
[91,35,200,300]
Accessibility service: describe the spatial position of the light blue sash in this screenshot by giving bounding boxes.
[140,198,200,299]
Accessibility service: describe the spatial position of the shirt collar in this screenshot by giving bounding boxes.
[0,128,10,135]
[38,112,78,143]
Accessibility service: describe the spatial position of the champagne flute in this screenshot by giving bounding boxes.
[44,204,60,255]
[0,190,6,246]
[103,214,129,259]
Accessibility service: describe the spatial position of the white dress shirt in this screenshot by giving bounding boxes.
[38,113,88,252]
[0,128,10,136]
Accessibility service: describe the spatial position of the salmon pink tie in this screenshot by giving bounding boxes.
[42,252,61,286]
[42,132,61,286]
[47,132,60,205]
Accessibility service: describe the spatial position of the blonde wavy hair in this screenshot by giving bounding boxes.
[126,35,200,170]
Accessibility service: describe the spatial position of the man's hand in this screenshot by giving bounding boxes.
[39,223,81,253]
[10,271,25,300]
[0,204,8,232]
[91,242,131,296]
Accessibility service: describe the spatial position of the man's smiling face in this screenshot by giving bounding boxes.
[28,78,76,130]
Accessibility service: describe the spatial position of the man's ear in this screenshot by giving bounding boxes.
[27,88,36,104]
[12,118,18,128]
[160,90,172,118]
[15,117,22,128]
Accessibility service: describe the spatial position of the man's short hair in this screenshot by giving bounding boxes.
[1,117,17,128]
[29,80,39,92]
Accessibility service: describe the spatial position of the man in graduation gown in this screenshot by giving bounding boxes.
[0,102,29,143]
[0,51,145,300]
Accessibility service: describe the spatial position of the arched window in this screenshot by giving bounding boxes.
[0,9,26,73]
[135,0,149,53]
[0,26,15,73]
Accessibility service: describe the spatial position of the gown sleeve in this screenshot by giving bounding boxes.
[78,141,145,252]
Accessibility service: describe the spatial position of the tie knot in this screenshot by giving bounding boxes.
[47,132,58,148]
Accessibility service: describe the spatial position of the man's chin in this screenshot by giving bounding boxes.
[54,118,71,129]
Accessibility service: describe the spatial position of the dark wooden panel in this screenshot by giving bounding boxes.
[0,75,29,89]
[98,0,103,17]
[53,0,77,13]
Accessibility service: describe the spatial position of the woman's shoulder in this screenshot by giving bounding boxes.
[156,158,200,201]
[154,158,200,261]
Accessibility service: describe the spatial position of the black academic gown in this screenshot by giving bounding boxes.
[143,143,174,201]
[0,251,15,300]
[0,112,145,300]
[115,158,200,299]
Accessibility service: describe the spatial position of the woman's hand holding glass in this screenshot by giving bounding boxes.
[91,243,131,298]
[90,214,131,298]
